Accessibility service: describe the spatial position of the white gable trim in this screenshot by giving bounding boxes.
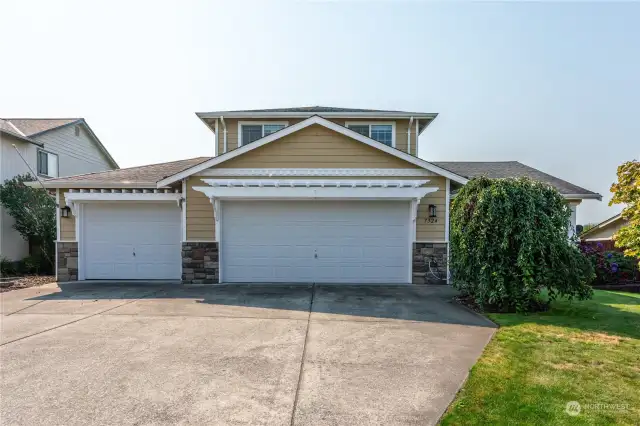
[195,168,435,177]
[157,116,469,187]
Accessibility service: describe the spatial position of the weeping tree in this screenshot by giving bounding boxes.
[450,177,594,312]
[0,174,56,271]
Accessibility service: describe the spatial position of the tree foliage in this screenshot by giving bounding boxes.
[450,177,593,312]
[609,160,640,261]
[0,174,56,267]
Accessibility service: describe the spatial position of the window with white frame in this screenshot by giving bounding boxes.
[346,123,395,146]
[239,122,287,145]
[37,150,59,178]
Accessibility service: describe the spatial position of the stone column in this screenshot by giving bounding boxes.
[181,242,219,284]
[57,241,78,282]
[412,242,448,285]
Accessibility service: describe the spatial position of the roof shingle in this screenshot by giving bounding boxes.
[4,118,80,136]
[433,161,600,197]
[42,157,211,186]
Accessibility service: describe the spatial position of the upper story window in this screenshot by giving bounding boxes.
[37,149,59,178]
[239,122,288,146]
[346,122,395,147]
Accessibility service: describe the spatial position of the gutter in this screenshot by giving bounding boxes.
[563,193,603,201]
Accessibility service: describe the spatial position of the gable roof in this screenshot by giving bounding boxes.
[35,157,210,188]
[579,213,628,239]
[2,118,119,169]
[158,115,469,187]
[433,161,601,199]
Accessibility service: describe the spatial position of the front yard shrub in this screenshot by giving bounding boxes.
[0,174,55,271]
[0,256,17,277]
[579,243,639,284]
[450,177,594,312]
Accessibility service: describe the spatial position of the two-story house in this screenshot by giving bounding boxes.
[0,118,118,261]
[34,106,600,284]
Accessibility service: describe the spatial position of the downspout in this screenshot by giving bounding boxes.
[220,116,228,153]
[407,116,414,154]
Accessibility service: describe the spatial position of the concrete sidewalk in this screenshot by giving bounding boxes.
[0,283,495,426]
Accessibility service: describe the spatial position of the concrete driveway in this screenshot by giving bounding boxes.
[1,283,495,426]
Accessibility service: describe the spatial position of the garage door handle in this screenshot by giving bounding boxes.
[133,249,136,257]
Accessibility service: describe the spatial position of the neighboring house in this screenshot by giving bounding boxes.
[35,106,600,284]
[580,213,629,242]
[0,118,118,261]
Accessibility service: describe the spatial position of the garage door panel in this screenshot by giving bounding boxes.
[83,203,181,280]
[222,200,410,283]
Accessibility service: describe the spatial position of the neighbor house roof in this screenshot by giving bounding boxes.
[2,118,119,169]
[5,118,81,137]
[433,161,601,199]
[33,157,210,188]
[579,213,627,240]
[0,119,43,146]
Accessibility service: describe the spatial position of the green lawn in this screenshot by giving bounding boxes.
[440,290,640,425]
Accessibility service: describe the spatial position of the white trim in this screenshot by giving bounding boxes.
[36,148,59,178]
[29,182,171,189]
[214,118,219,157]
[64,192,182,205]
[197,111,437,120]
[563,193,602,200]
[77,204,85,280]
[221,116,227,153]
[193,185,438,200]
[157,116,469,187]
[408,200,415,284]
[201,179,430,188]
[445,178,451,284]
[182,240,216,243]
[345,121,396,148]
[415,119,419,156]
[218,200,224,283]
[583,237,615,242]
[237,121,289,147]
[56,189,61,241]
[195,168,434,177]
[415,240,448,243]
[445,178,450,243]
[181,180,187,241]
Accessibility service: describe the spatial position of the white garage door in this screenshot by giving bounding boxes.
[83,203,181,280]
[221,200,411,283]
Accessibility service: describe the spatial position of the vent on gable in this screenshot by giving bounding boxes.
[74,125,80,137]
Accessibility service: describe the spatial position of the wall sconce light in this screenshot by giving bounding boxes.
[428,204,437,218]
[60,206,71,218]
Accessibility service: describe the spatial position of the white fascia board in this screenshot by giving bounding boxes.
[562,193,603,201]
[197,111,437,120]
[158,115,468,187]
[201,179,430,188]
[192,185,437,200]
[29,181,165,189]
[195,168,435,177]
[64,192,181,203]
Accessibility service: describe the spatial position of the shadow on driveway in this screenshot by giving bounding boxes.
[26,282,495,327]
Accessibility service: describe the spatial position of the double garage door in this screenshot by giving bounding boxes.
[221,201,411,283]
[81,200,411,283]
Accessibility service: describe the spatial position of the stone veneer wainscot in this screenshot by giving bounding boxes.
[57,241,78,282]
[181,242,219,284]
[413,242,448,285]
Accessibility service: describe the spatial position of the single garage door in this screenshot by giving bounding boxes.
[83,203,181,280]
[221,200,411,283]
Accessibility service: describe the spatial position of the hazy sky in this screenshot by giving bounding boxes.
[1,1,638,224]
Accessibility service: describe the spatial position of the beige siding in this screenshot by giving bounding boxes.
[187,173,447,242]
[59,190,76,241]
[217,124,420,169]
[217,118,418,156]
[583,218,629,241]
[186,177,215,240]
[416,176,447,241]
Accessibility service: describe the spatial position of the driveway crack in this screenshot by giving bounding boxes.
[0,287,165,347]
[289,283,315,426]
